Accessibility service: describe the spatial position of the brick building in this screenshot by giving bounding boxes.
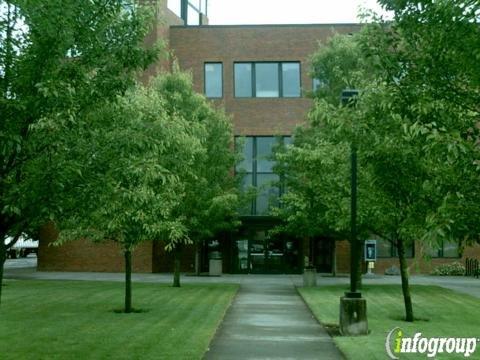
[38,0,480,275]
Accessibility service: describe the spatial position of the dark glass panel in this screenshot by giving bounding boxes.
[256,173,279,215]
[235,137,253,172]
[256,137,275,172]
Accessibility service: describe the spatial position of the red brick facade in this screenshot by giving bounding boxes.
[37,1,480,274]
[169,24,360,135]
[335,240,480,275]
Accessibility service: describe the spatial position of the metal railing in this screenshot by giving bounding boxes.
[465,258,479,278]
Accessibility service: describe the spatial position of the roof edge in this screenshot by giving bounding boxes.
[170,23,363,29]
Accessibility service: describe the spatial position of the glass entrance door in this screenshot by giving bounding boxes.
[250,231,284,273]
[265,236,284,273]
[233,229,301,274]
[250,231,267,273]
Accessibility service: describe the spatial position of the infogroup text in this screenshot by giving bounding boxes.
[385,328,478,359]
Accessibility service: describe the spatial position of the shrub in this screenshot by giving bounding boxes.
[431,262,465,276]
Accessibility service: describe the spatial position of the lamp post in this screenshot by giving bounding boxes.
[341,89,361,298]
[339,89,368,336]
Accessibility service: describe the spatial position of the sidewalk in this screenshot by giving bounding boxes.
[4,259,480,299]
[203,281,344,360]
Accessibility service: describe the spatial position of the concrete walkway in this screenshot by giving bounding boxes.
[4,259,480,299]
[203,281,344,360]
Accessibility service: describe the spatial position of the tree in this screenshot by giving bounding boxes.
[367,0,480,245]
[277,31,444,322]
[50,81,202,312]
[0,0,159,306]
[273,34,376,284]
[153,70,240,286]
[358,0,480,319]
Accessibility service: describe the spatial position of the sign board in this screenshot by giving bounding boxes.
[364,240,377,262]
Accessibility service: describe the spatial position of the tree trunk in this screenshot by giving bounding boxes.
[305,236,313,267]
[331,240,337,277]
[397,237,414,322]
[173,248,181,287]
[124,249,132,313]
[194,242,200,276]
[0,243,6,307]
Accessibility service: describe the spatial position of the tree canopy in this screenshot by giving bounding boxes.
[274,0,480,322]
[0,0,160,305]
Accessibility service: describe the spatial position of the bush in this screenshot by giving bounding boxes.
[431,262,465,276]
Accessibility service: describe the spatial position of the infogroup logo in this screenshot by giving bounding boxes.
[385,327,478,359]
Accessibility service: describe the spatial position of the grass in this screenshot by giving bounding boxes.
[299,285,480,360]
[0,280,238,360]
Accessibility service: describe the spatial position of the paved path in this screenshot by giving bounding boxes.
[4,262,480,299]
[203,281,344,360]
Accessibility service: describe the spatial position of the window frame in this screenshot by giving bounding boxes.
[233,61,302,99]
[235,135,291,215]
[376,239,415,259]
[204,62,223,99]
[428,240,461,259]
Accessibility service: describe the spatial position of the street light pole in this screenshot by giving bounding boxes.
[341,89,361,298]
[339,89,368,335]
[350,141,359,295]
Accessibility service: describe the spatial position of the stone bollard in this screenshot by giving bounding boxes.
[303,267,317,287]
[339,295,368,335]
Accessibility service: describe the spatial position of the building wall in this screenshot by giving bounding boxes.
[335,240,480,275]
[169,24,361,135]
[37,222,153,273]
[36,17,480,275]
[141,0,185,83]
[152,242,196,273]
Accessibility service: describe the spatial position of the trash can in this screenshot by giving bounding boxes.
[209,251,222,276]
[303,267,317,287]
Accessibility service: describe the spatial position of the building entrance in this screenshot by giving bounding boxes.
[233,230,301,274]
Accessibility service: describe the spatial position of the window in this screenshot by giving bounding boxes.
[168,0,207,25]
[235,136,291,215]
[187,5,200,25]
[234,63,252,97]
[204,63,222,98]
[312,77,330,92]
[282,63,301,97]
[255,63,279,97]
[376,238,414,258]
[167,0,181,17]
[427,240,460,258]
[234,62,301,98]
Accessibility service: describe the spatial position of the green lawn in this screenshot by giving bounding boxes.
[0,280,238,360]
[299,285,480,360]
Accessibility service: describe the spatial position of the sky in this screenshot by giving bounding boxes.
[207,0,390,25]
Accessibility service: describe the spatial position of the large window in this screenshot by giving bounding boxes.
[426,240,460,258]
[282,63,301,97]
[204,63,222,98]
[256,63,279,97]
[167,0,207,25]
[234,62,301,98]
[376,238,415,258]
[236,136,290,215]
[167,0,182,17]
[234,63,252,97]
